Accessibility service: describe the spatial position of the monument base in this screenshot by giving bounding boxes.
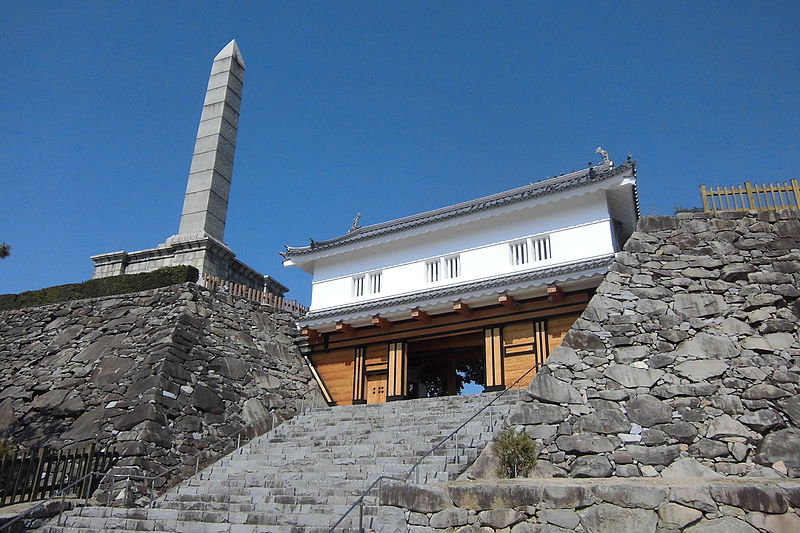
[91,233,287,295]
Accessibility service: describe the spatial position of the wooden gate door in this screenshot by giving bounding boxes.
[366,373,388,404]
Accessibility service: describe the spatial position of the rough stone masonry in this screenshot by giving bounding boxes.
[0,283,324,496]
[378,209,800,532]
[471,209,800,480]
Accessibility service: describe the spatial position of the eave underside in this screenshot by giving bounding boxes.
[299,254,613,332]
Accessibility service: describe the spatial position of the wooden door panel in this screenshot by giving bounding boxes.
[366,373,387,404]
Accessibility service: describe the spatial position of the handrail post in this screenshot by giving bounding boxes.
[58,489,66,526]
[359,499,363,533]
[107,476,113,515]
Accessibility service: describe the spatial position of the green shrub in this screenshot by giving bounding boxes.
[0,266,199,311]
[495,427,538,478]
[673,205,704,214]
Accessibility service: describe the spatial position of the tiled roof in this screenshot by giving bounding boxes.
[299,254,615,322]
[283,160,635,257]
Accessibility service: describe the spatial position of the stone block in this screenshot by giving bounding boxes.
[626,444,681,465]
[526,374,582,405]
[191,384,225,414]
[709,484,788,513]
[555,434,616,454]
[754,428,800,468]
[604,365,664,388]
[673,294,726,318]
[74,334,126,363]
[542,484,596,508]
[573,410,630,434]
[508,402,569,425]
[593,483,666,509]
[626,394,672,426]
[477,508,525,528]
[429,507,469,528]
[674,360,728,382]
[706,414,759,441]
[661,457,721,478]
[91,356,135,386]
[571,455,612,477]
[448,483,545,510]
[578,503,657,533]
[657,502,702,529]
[746,511,800,533]
[380,481,451,513]
[538,509,579,529]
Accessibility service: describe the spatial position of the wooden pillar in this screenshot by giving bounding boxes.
[534,319,550,368]
[484,327,504,391]
[446,358,458,396]
[352,347,367,404]
[387,341,408,401]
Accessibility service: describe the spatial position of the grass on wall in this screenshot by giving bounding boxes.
[0,266,199,311]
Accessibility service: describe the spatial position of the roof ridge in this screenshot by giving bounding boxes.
[283,160,635,257]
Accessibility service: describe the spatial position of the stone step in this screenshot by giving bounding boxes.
[41,392,516,533]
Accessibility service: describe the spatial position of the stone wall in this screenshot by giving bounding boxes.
[380,477,800,532]
[464,209,800,481]
[0,283,324,495]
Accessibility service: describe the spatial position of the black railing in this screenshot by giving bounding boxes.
[0,395,323,533]
[0,442,119,507]
[327,363,542,532]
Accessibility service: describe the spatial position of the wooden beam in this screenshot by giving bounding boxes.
[411,307,431,323]
[498,293,516,309]
[320,291,591,350]
[371,315,392,331]
[301,327,320,343]
[547,286,565,302]
[453,300,472,317]
[335,321,357,336]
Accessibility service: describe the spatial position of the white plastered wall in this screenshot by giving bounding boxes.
[309,191,615,311]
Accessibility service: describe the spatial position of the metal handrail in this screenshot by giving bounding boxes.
[0,398,321,533]
[327,363,542,533]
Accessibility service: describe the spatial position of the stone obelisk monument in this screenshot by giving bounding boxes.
[91,41,287,295]
[177,40,244,241]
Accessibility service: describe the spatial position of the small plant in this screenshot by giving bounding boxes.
[673,205,704,214]
[494,427,537,478]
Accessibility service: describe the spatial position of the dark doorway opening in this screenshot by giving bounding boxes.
[407,332,485,398]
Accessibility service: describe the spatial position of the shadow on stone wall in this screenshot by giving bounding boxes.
[0,283,324,503]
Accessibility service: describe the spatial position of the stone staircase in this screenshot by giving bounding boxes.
[41,391,517,533]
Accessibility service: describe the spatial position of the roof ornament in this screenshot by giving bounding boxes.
[309,237,318,248]
[348,213,363,233]
[595,146,612,166]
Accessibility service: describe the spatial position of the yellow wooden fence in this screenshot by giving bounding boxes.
[701,179,799,213]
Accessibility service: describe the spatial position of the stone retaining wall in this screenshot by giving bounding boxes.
[379,477,800,532]
[0,283,324,497]
[465,210,799,480]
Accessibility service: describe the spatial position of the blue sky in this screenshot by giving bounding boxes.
[2,1,798,305]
